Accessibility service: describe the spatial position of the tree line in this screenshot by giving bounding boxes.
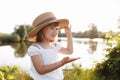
[0,24,119,43]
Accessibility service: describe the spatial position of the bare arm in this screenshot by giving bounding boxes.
[31,54,79,75]
[59,25,73,54]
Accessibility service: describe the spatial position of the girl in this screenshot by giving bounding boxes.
[27,12,79,80]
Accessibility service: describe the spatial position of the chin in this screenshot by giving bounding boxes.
[49,40,54,42]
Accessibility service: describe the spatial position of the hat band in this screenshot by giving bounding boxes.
[35,17,56,28]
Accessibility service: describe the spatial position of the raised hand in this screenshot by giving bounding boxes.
[64,24,72,35]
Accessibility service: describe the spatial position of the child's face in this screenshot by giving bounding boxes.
[42,22,59,42]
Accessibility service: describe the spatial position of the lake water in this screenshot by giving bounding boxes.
[0,38,107,72]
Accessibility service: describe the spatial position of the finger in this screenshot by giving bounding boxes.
[68,57,80,62]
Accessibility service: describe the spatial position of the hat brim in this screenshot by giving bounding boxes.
[28,19,69,41]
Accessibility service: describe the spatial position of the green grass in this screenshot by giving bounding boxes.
[63,63,100,80]
[0,64,100,80]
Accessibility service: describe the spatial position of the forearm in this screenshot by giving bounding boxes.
[37,56,79,75]
[37,60,63,75]
[66,31,73,54]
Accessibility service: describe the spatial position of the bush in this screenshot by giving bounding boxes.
[0,65,33,80]
[94,33,120,80]
[63,63,99,80]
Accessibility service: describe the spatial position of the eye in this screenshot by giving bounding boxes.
[56,27,59,30]
[50,26,54,29]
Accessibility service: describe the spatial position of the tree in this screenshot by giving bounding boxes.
[87,23,98,39]
[14,25,27,41]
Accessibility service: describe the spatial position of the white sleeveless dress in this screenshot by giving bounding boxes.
[27,43,63,80]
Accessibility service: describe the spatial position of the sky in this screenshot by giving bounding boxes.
[0,0,120,33]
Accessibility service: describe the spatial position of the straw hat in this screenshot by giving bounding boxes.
[28,12,69,40]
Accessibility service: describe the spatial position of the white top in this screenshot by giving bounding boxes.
[27,43,63,80]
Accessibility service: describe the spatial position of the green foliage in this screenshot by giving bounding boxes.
[0,25,33,43]
[14,25,27,41]
[0,65,33,80]
[0,64,101,80]
[24,25,33,40]
[63,63,99,80]
[94,33,120,80]
[11,33,21,42]
[0,33,20,43]
[13,24,33,42]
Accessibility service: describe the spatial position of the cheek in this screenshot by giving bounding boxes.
[43,28,50,34]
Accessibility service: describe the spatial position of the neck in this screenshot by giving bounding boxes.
[41,41,50,45]
[38,41,52,49]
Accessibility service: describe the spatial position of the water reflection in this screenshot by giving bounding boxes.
[87,40,97,54]
[10,42,31,57]
[71,38,98,54]
[58,38,106,69]
[0,38,106,70]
